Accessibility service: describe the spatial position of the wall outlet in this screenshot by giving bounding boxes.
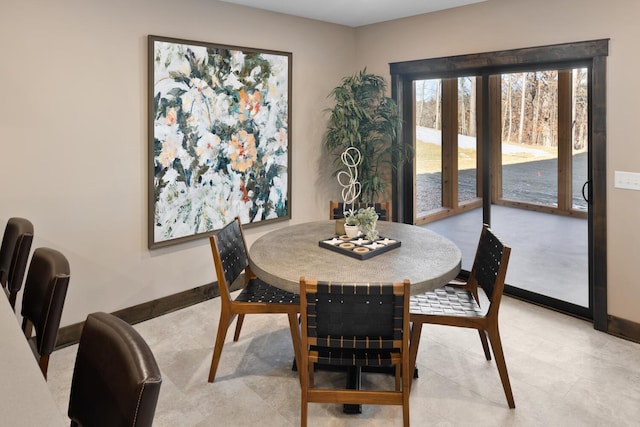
[614,171,640,191]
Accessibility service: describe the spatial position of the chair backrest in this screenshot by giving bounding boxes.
[329,201,390,221]
[0,217,34,308]
[20,247,70,360]
[467,224,511,314]
[210,217,250,301]
[301,278,410,360]
[68,312,162,427]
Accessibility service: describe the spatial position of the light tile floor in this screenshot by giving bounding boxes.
[48,295,640,426]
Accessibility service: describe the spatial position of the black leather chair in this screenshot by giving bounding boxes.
[0,217,34,309]
[20,247,70,379]
[68,312,162,427]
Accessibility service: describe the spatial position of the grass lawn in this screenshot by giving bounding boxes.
[416,139,565,175]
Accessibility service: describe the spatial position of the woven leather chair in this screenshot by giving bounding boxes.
[68,312,162,427]
[0,217,34,309]
[300,278,411,427]
[20,247,70,379]
[207,217,301,383]
[409,224,515,408]
[329,200,390,221]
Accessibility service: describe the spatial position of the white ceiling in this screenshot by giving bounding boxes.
[219,0,486,27]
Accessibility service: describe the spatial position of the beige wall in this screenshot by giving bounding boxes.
[0,0,354,325]
[356,0,640,323]
[2,0,639,326]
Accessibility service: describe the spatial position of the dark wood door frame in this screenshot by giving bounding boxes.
[390,39,609,331]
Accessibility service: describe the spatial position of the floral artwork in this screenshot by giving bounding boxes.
[148,36,291,248]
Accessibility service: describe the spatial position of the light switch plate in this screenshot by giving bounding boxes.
[614,171,640,191]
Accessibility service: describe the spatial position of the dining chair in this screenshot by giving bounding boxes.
[409,224,515,408]
[329,200,390,221]
[68,312,162,427]
[300,278,411,427]
[207,217,302,383]
[20,247,70,379]
[0,217,34,309]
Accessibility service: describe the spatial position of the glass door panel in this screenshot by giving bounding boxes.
[500,71,559,207]
[572,68,589,211]
[458,77,478,205]
[415,79,443,217]
[497,69,588,308]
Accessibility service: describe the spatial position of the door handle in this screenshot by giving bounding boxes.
[582,180,590,204]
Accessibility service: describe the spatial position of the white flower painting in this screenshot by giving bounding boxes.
[149,36,291,247]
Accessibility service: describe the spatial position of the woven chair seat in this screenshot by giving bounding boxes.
[235,278,300,304]
[310,347,400,368]
[410,285,486,317]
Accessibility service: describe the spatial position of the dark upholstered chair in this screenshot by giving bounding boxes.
[409,224,515,408]
[207,217,301,383]
[68,312,162,427]
[300,278,411,427]
[20,247,70,379]
[329,200,390,221]
[0,217,34,309]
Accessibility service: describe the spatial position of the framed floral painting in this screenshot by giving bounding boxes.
[148,35,291,248]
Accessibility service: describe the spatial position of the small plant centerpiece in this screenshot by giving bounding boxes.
[343,208,360,238]
[342,206,379,240]
[355,207,379,241]
[344,208,359,226]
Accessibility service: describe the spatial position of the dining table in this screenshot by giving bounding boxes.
[250,220,462,295]
[249,220,462,413]
[0,295,66,426]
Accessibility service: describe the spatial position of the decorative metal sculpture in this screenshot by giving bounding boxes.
[337,147,361,210]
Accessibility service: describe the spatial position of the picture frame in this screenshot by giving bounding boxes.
[148,35,292,248]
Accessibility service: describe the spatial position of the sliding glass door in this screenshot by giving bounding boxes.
[391,40,608,325]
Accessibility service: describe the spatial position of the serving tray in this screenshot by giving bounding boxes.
[319,235,401,260]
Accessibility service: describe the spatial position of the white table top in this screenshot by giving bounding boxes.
[249,220,462,294]
[0,297,66,426]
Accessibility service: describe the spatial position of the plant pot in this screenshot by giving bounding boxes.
[344,224,359,238]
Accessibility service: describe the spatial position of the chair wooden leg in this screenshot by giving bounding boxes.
[208,312,231,383]
[403,387,410,427]
[233,314,245,342]
[22,318,33,339]
[408,321,423,389]
[395,364,401,391]
[8,290,17,310]
[487,324,515,408]
[478,329,491,360]
[39,354,50,380]
[301,346,309,427]
[301,387,308,427]
[287,312,303,383]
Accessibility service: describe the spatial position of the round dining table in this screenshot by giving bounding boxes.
[249,220,462,414]
[249,220,462,295]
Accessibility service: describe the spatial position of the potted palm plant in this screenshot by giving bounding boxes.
[324,68,411,204]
